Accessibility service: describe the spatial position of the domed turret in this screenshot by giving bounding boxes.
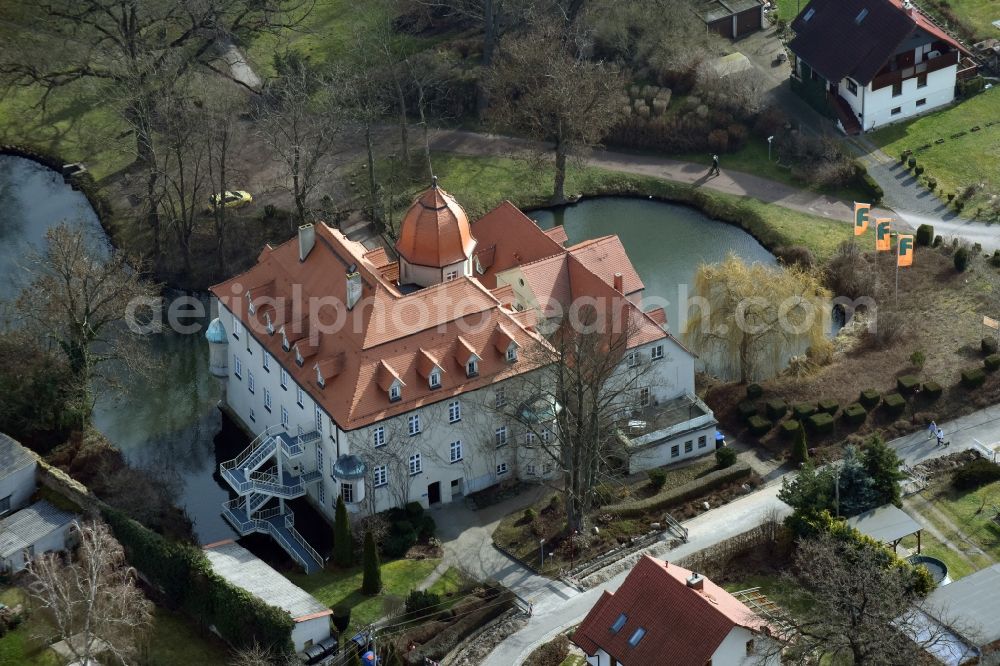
[395,177,476,287]
[205,317,229,378]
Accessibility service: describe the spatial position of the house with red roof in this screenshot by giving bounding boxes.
[572,556,780,666]
[206,183,713,572]
[789,0,977,134]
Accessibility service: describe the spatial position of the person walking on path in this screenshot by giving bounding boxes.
[927,420,937,439]
[936,427,945,447]
[709,154,720,177]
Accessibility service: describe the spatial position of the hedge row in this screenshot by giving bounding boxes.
[605,462,752,518]
[102,508,294,653]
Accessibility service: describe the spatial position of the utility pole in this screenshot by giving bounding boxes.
[539,538,545,569]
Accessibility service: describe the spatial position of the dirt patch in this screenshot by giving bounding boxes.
[912,449,982,479]
[705,247,1000,459]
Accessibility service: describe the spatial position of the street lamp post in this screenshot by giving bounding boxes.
[834,466,841,517]
[768,135,775,162]
[539,538,545,569]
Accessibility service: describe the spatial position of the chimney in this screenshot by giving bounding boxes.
[346,263,362,311]
[613,272,624,293]
[687,573,704,590]
[298,223,315,262]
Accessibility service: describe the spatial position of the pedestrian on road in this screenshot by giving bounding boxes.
[936,427,945,447]
[927,420,937,439]
[709,154,720,176]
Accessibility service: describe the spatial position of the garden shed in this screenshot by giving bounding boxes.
[847,503,922,553]
[204,540,332,652]
[0,500,76,573]
[698,0,766,39]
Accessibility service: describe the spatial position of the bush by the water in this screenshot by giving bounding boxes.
[952,459,1000,490]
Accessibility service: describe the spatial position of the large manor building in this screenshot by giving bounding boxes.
[207,182,715,571]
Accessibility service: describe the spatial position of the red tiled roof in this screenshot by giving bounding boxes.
[395,185,476,268]
[471,201,565,288]
[572,556,769,666]
[568,236,645,296]
[545,225,569,246]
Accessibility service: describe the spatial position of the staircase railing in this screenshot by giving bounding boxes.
[283,513,323,569]
[221,424,284,472]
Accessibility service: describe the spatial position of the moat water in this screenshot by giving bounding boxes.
[0,157,777,541]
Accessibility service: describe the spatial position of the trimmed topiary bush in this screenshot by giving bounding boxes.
[791,426,809,464]
[985,354,1000,372]
[715,447,738,469]
[746,383,764,399]
[817,399,839,415]
[361,530,382,595]
[748,415,773,436]
[882,393,906,416]
[916,224,934,246]
[737,401,758,421]
[897,375,920,394]
[955,247,970,272]
[765,399,788,420]
[793,403,817,420]
[843,403,867,425]
[962,367,986,388]
[921,381,942,400]
[982,337,999,355]
[859,389,880,410]
[807,412,835,434]
[780,419,800,439]
[647,469,667,492]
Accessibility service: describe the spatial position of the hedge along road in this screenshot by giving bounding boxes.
[480,402,1000,665]
[428,129,1000,252]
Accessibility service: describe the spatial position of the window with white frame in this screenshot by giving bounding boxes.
[264,388,272,412]
[495,386,506,408]
[316,442,324,471]
[296,386,304,408]
[314,406,323,434]
[541,428,551,443]
[232,318,242,339]
[342,483,354,503]
[429,370,441,389]
[497,462,509,475]
[506,345,517,362]
[234,355,242,379]
[318,483,325,504]
[526,463,536,475]
[249,407,256,422]
[409,453,422,475]
[389,384,401,402]
[651,345,664,360]
[408,414,421,436]
[262,354,270,372]
[639,387,650,406]
[627,351,640,368]
[450,440,463,463]
[373,465,388,487]
[373,426,385,447]
[281,405,289,427]
[448,401,461,423]
[525,431,536,446]
[445,270,458,281]
[280,367,288,389]
[466,358,479,377]
[247,371,255,394]
[495,425,508,447]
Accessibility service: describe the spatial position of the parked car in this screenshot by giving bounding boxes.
[207,190,253,211]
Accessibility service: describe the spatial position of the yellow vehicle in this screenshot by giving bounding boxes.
[207,190,253,210]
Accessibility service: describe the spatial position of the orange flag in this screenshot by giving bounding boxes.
[854,203,870,236]
[898,234,914,267]
[875,218,893,252]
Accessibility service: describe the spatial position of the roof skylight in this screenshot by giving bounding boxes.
[611,613,627,634]
[628,627,646,647]
[803,7,815,21]
[855,8,869,24]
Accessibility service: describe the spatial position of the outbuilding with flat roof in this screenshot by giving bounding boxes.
[847,503,922,553]
[699,0,766,39]
[0,500,76,573]
[0,432,38,518]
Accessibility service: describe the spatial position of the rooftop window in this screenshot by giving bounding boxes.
[855,8,869,24]
[628,627,646,648]
[611,613,627,634]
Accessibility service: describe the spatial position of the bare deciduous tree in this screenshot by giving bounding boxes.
[485,19,623,202]
[26,521,153,666]
[685,254,830,384]
[15,224,160,418]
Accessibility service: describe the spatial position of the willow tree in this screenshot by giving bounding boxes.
[685,254,829,383]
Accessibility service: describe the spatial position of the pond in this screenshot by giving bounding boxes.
[0,155,237,543]
[528,197,778,333]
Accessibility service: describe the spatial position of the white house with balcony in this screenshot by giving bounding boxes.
[208,183,712,572]
[789,0,977,134]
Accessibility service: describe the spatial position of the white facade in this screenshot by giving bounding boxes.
[292,617,331,653]
[0,461,36,518]
[398,255,473,288]
[837,61,956,132]
[583,626,779,666]
[1,524,73,573]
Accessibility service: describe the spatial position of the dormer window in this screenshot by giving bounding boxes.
[429,370,441,389]
[281,328,290,351]
[295,347,304,367]
[265,313,274,335]
[316,365,325,388]
[467,358,479,377]
[506,344,518,363]
[246,291,255,314]
[389,384,401,402]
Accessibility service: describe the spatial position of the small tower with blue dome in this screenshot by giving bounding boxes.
[205,317,229,378]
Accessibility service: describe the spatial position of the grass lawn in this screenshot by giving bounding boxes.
[425,566,470,598]
[923,0,998,40]
[560,655,588,666]
[773,0,804,22]
[869,88,1000,212]
[286,558,439,631]
[723,573,813,620]
[898,530,984,581]
[393,152,872,263]
[922,479,1000,564]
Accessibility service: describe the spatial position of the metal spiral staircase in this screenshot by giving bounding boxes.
[220,424,324,573]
